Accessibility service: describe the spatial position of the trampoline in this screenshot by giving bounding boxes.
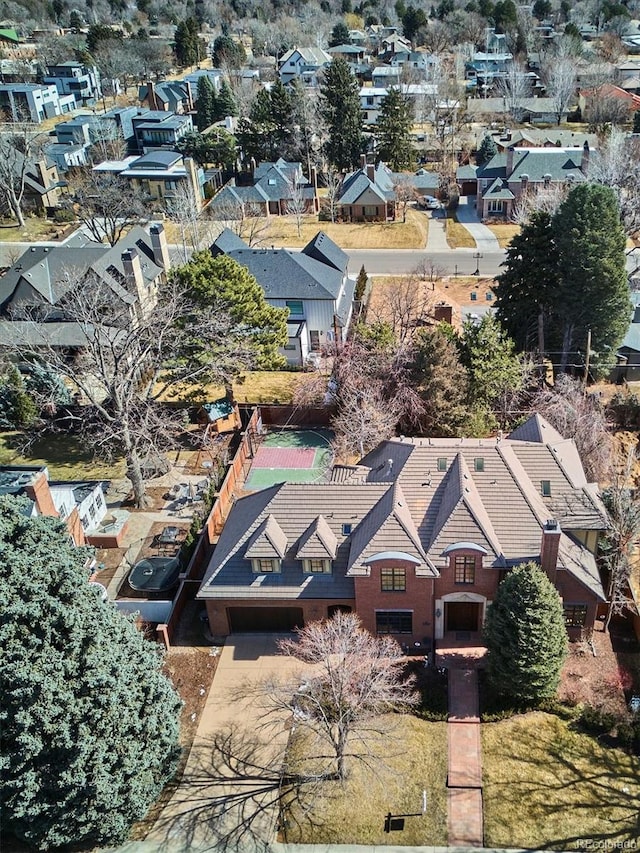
[128,556,181,592]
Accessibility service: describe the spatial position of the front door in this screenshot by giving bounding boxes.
[446,602,479,632]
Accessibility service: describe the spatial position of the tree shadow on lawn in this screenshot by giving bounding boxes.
[484,715,640,850]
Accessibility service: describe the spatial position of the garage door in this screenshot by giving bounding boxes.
[228,607,304,632]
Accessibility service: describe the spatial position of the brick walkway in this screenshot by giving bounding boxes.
[447,668,483,847]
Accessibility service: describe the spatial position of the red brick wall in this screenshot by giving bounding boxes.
[433,550,501,603]
[354,558,434,644]
[557,571,599,638]
[206,597,355,635]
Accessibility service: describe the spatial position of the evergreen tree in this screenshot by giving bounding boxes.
[321,57,363,171]
[173,17,200,66]
[633,110,640,134]
[484,562,568,705]
[476,134,497,166]
[402,5,428,40]
[0,365,37,429]
[216,79,238,119]
[460,313,524,417]
[196,76,217,130]
[237,89,278,162]
[552,183,630,373]
[176,129,237,168]
[0,496,182,850]
[329,21,351,46]
[375,88,414,171]
[495,210,560,354]
[410,324,469,436]
[269,80,296,154]
[173,252,289,370]
[355,264,368,301]
[212,34,246,69]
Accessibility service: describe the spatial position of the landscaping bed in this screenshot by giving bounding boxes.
[483,712,640,850]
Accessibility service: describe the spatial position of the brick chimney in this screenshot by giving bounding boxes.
[366,163,375,182]
[540,519,561,584]
[360,153,367,170]
[434,303,453,323]
[506,145,514,176]
[24,470,58,518]
[121,248,146,306]
[581,140,590,175]
[149,222,170,271]
[309,165,318,188]
[147,80,158,110]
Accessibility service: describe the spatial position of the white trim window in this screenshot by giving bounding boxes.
[251,558,281,573]
[302,558,332,574]
[488,200,503,213]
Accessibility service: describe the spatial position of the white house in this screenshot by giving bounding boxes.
[0,83,75,123]
[277,47,333,87]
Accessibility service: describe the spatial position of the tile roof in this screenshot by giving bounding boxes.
[296,515,338,559]
[199,414,607,603]
[245,514,288,558]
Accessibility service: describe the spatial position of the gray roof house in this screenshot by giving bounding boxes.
[475,143,593,220]
[613,291,640,382]
[277,47,332,87]
[209,158,319,217]
[210,229,355,365]
[198,413,608,641]
[0,223,171,347]
[338,159,440,221]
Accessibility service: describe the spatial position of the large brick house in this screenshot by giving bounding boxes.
[198,414,608,642]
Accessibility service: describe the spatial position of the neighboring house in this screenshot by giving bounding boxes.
[578,84,640,120]
[466,97,569,124]
[327,44,369,78]
[198,414,608,641]
[182,68,224,93]
[492,129,598,150]
[474,144,592,220]
[4,151,65,214]
[613,291,640,382]
[360,83,438,124]
[43,61,102,107]
[45,141,89,173]
[0,223,170,342]
[337,159,437,222]
[210,158,319,217]
[93,151,214,207]
[0,465,109,546]
[277,47,332,87]
[371,66,402,87]
[0,83,75,122]
[210,229,356,364]
[129,110,194,154]
[465,51,513,91]
[138,80,193,114]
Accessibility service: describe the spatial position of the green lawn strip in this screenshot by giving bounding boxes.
[0,432,125,481]
[284,715,448,845]
[482,712,640,850]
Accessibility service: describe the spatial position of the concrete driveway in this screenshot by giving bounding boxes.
[147,634,305,853]
[455,198,500,252]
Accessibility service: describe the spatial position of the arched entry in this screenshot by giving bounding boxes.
[435,592,488,640]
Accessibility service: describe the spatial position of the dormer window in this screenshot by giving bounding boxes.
[302,558,332,574]
[252,558,281,573]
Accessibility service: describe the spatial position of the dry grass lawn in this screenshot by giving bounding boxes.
[284,715,448,845]
[445,217,476,249]
[0,432,126,480]
[486,223,521,248]
[259,209,427,249]
[159,370,311,405]
[483,712,640,850]
[0,217,68,243]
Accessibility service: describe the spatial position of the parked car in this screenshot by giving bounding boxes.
[418,195,440,210]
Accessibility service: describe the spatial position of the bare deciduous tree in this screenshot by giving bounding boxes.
[544,57,577,125]
[498,61,530,120]
[589,128,640,235]
[7,273,257,506]
[209,199,269,247]
[368,272,435,346]
[392,176,417,224]
[322,164,342,223]
[71,171,146,246]
[529,374,613,482]
[260,613,418,781]
[168,181,206,262]
[0,119,45,227]
[510,181,568,226]
[285,176,307,239]
[601,444,640,630]
[332,378,402,460]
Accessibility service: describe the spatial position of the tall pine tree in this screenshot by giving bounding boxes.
[196,76,217,130]
[484,562,568,705]
[0,496,182,850]
[321,57,363,171]
[375,88,414,171]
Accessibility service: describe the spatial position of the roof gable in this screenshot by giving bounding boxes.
[245,514,288,558]
[508,413,565,444]
[296,515,339,559]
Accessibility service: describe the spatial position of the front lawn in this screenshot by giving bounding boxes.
[485,223,521,248]
[0,432,126,480]
[483,712,640,850]
[0,217,69,243]
[445,216,476,249]
[260,209,427,249]
[283,715,448,845]
[159,371,312,405]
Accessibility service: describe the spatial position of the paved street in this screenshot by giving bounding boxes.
[345,247,506,277]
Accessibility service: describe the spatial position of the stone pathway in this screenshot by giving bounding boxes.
[446,668,483,847]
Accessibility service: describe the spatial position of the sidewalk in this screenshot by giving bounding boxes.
[455,199,500,252]
[425,211,450,253]
[447,668,483,847]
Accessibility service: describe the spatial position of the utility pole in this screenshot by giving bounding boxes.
[583,327,591,394]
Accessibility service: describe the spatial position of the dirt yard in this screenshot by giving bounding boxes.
[559,624,632,717]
